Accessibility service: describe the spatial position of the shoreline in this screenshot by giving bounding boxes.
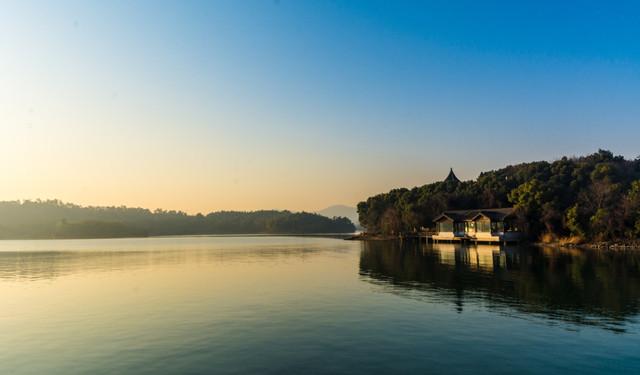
[540,241,640,251]
[345,233,413,241]
[347,234,640,250]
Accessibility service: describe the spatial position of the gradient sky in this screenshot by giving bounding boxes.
[1,1,639,213]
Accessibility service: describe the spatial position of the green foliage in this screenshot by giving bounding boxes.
[565,204,585,238]
[357,150,640,241]
[0,201,355,239]
[589,208,610,240]
[624,180,640,238]
[508,179,544,210]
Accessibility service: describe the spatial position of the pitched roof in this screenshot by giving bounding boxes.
[444,168,461,184]
[468,208,515,221]
[433,210,471,222]
[433,207,515,223]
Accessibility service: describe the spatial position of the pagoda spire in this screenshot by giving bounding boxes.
[444,168,461,184]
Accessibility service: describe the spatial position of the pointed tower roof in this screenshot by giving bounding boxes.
[444,168,461,184]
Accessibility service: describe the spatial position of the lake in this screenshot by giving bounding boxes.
[1,236,639,374]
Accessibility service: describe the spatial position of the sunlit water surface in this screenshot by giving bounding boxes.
[1,236,639,374]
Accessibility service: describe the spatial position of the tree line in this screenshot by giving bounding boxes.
[0,200,355,239]
[357,150,640,242]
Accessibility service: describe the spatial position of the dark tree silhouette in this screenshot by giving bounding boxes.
[0,202,355,239]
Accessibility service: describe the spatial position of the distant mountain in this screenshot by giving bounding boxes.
[316,205,360,228]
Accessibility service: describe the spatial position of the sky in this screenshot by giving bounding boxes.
[1,0,639,213]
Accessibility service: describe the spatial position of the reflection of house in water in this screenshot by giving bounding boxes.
[358,240,640,332]
[435,243,501,271]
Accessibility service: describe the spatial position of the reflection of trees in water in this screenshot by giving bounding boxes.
[359,241,640,332]
[0,251,205,281]
[0,244,349,282]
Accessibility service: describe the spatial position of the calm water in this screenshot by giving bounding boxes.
[1,237,639,374]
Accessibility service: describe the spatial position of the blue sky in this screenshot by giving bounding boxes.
[1,1,639,212]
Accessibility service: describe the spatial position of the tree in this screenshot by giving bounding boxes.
[380,207,401,235]
[623,180,640,238]
[565,203,586,238]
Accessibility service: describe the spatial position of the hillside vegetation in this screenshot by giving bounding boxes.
[357,150,640,242]
[317,205,360,229]
[0,201,355,239]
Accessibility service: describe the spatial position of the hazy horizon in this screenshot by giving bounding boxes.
[2,1,639,213]
[0,197,358,216]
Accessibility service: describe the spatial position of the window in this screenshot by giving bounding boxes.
[477,219,491,232]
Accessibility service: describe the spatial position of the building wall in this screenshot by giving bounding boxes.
[476,218,491,233]
[436,220,453,233]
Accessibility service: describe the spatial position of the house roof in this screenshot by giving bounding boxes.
[433,207,515,223]
[433,210,471,222]
[468,208,515,221]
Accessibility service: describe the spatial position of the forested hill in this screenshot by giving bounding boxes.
[0,201,356,239]
[357,150,640,242]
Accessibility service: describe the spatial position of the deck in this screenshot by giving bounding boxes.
[422,233,520,245]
